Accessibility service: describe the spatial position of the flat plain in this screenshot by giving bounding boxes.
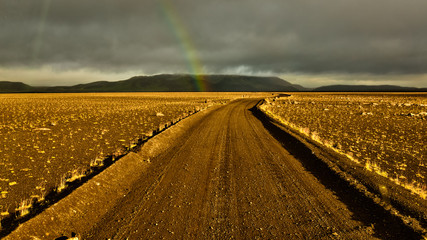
[0,92,247,216]
[261,93,426,198]
[0,92,426,239]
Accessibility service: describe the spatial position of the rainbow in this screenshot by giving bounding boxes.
[158,0,210,91]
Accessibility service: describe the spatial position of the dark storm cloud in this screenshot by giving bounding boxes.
[1,0,427,77]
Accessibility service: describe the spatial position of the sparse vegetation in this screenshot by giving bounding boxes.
[15,199,32,217]
[261,93,427,199]
[0,92,241,222]
[56,173,69,193]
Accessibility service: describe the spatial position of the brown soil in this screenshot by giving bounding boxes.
[3,99,424,239]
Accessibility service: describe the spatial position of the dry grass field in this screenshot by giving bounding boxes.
[260,93,427,199]
[0,92,245,218]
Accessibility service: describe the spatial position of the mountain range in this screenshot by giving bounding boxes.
[0,74,425,93]
[0,74,305,93]
[312,85,426,92]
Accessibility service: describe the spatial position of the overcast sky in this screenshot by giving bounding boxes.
[1,0,427,87]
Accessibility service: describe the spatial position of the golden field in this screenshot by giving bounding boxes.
[261,93,427,198]
[0,92,245,217]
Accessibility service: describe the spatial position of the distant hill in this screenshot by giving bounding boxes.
[0,74,305,93]
[2,76,426,93]
[0,81,34,93]
[199,75,303,92]
[313,85,427,92]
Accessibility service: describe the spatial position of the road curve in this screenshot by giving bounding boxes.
[83,99,385,239]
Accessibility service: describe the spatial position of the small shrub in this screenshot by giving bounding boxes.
[15,199,32,217]
[90,157,104,168]
[56,174,68,193]
[66,168,86,183]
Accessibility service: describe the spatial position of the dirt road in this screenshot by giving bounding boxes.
[79,98,420,239]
